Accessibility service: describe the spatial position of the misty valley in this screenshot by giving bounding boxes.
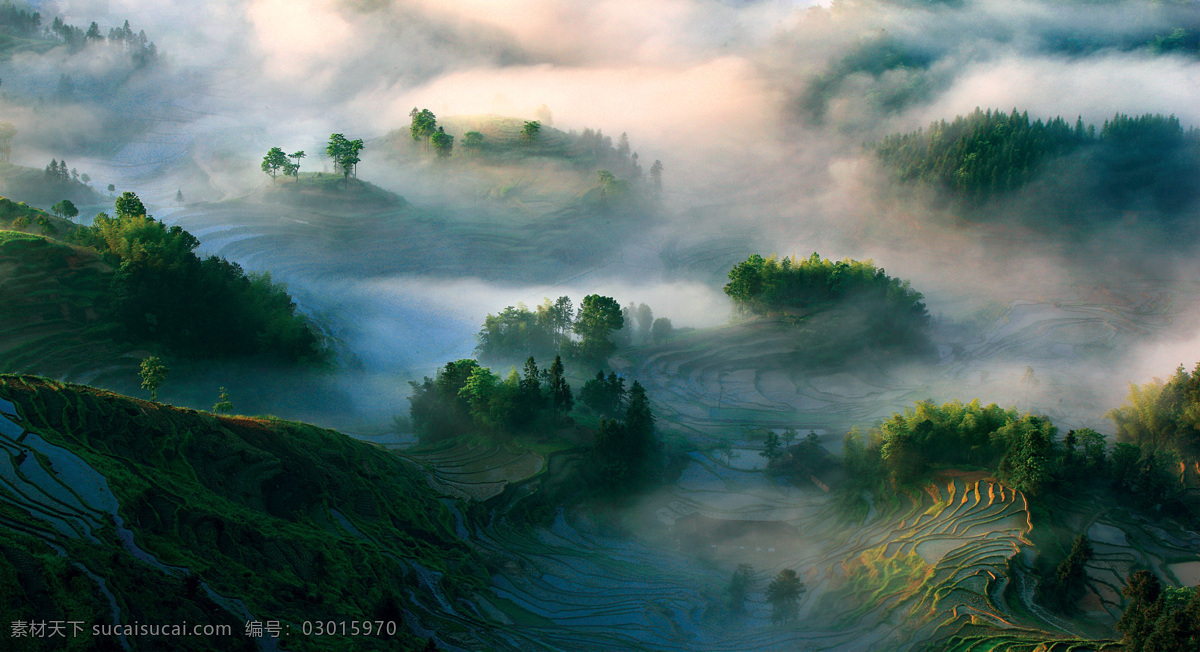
[1,0,1200,651]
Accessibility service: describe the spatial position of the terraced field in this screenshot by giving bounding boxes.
[167,173,631,285]
[623,279,1200,442]
[626,322,928,438]
[0,230,142,383]
[407,444,1163,650]
[0,376,551,651]
[405,441,548,501]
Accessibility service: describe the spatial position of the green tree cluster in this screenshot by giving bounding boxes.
[106,19,158,66]
[590,380,659,494]
[1148,27,1199,55]
[410,108,438,147]
[1117,570,1200,652]
[430,127,454,158]
[41,15,158,64]
[571,128,655,180]
[476,296,572,362]
[0,4,41,36]
[1108,442,1180,508]
[1039,534,1094,611]
[575,128,614,162]
[51,199,77,219]
[876,109,1200,214]
[406,109,455,158]
[800,33,933,123]
[761,431,783,464]
[138,355,167,401]
[595,169,618,205]
[408,355,572,443]
[844,400,1072,493]
[574,294,623,360]
[462,131,484,153]
[521,120,541,142]
[770,431,828,479]
[43,158,83,184]
[326,133,364,186]
[213,387,233,414]
[876,108,1088,199]
[0,11,156,62]
[579,371,625,418]
[844,397,1186,509]
[261,147,304,182]
[724,253,931,355]
[475,294,626,363]
[69,192,324,360]
[726,564,754,613]
[1109,362,1200,466]
[650,317,673,344]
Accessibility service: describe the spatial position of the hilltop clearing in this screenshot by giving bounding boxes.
[253,174,406,215]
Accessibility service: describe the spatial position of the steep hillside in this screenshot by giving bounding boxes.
[0,196,81,237]
[0,191,328,381]
[0,228,129,380]
[0,376,500,650]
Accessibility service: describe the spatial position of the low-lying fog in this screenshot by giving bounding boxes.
[4,1,1200,649]
[5,0,1198,428]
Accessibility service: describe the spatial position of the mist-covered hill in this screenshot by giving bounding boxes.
[874,110,1200,241]
[0,0,1199,650]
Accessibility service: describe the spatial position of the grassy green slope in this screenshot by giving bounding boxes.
[0,375,487,650]
[0,223,136,380]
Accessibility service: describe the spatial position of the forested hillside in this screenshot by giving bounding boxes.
[876,110,1200,229]
[723,253,932,361]
[0,193,324,378]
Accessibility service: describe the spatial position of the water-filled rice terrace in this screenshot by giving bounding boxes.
[407,441,1157,650]
[167,188,626,287]
[627,279,1198,438]
[369,275,1200,649]
[121,181,1200,649]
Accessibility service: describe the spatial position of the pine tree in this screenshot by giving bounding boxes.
[548,355,572,426]
[766,569,806,623]
[213,387,233,413]
[139,356,169,402]
[726,564,754,613]
[1117,570,1164,649]
[616,132,630,159]
[761,431,783,464]
[623,381,657,485]
[650,160,663,193]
